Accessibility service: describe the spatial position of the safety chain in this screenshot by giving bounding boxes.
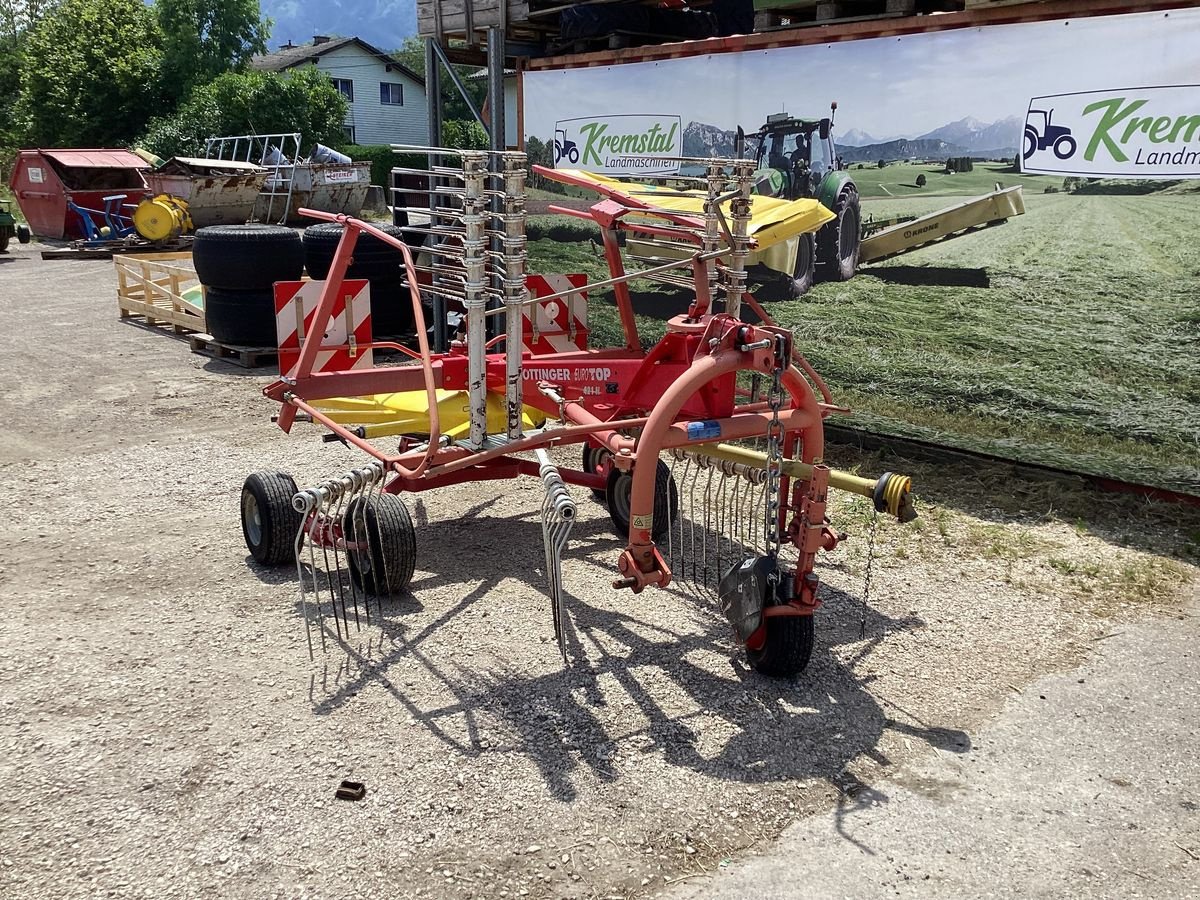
[859,506,880,638]
[763,335,787,563]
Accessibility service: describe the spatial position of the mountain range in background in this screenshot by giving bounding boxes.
[683,115,1022,161]
[260,0,417,54]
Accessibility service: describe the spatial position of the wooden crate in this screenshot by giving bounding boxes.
[418,0,531,40]
[114,252,205,335]
[755,0,958,28]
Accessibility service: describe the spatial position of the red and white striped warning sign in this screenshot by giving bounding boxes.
[274,279,374,375]
[523,274,588,354]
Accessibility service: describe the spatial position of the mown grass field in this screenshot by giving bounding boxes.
[528,187,1200,494]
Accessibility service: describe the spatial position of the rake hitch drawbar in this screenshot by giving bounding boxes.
[238,148,917,677]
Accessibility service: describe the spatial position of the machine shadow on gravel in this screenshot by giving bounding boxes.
[284,507,969,804]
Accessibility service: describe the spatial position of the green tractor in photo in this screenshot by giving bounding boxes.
[0,198,32,252]
[739,102,861,297]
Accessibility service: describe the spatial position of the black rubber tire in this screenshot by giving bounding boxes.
[0,233,8,253]
[192,225,303,290]
[818,189,861,282]
[241,471,302,566]
[605,459,678,542]
[368,276,415,337]
[746,614,815,678]
[16,224,30,244]
[302,222,409,279]
[304,248,406,280]
[582,442,612,501]
[203,286,278,347]
[787,231,816,298]
[343,493,417,596]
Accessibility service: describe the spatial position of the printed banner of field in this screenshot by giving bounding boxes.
[522,9,1200,494]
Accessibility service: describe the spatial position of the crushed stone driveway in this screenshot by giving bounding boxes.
[675,588,1200,899]
[0,242,1197,899]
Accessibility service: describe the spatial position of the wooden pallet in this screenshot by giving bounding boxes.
[188,333,278,369]
[115,252,205,335]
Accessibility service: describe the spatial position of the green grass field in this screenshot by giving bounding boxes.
[850,161,1048,200]
[528,188,1200,494]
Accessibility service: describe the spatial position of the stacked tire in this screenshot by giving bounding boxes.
[192,225,304,346]
[302,223,414,338]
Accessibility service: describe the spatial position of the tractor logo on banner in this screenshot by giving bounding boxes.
[1021,84,1200,178]
[553,114,682,176]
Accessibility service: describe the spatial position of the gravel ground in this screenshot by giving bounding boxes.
[0,241,1197,898]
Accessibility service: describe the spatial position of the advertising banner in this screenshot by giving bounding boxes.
[1023,85,1200,178]
[553,114,683,174]
[522,8,1200,494]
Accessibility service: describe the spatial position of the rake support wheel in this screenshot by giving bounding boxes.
[582,442,613,501]
[605,460,678,542]
[241,471,302,566]
[747,613,815,678]
[344,493,417,596]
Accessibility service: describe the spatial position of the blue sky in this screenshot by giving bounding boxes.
[525,8,1200,141]
[260,0,416,53]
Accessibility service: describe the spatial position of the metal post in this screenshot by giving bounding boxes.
[461,151,490,449]
[500,152,528,440]
[724,161,754,321]
[486,26,507,343]
[703,164,726,308]
[425,37,448,352]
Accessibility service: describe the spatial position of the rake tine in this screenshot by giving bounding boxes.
[302,494,331,648]
[334,481,364,628]
[318,488,345,641]
[666,452,679,566]
[324,487,350,633]
[687,456,701,586]
[329,483,357,633]
[293,492,319,659]
[535,450,575,664]
[715,466,730,590]
[701,465,716,595]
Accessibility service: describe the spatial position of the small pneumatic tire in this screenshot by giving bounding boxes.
[241,471,303,566]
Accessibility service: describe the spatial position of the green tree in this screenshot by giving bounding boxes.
[157,0,271,103]
[441,119,488,150]
[140,65,347,159]
[16,0,165,146]
[392,35,487,124]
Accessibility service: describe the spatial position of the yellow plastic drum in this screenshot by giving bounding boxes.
[132,194,191,242]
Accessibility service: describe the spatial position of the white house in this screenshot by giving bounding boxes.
[251,36,429,147]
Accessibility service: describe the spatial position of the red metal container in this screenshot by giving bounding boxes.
[8,149,149,240]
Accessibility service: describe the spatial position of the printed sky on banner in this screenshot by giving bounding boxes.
[524,7,1200,172]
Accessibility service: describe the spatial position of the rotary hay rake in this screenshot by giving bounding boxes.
[238,147,916,677]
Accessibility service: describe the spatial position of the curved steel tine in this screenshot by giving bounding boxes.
[338,479,365,627]
[666,453,678,566]
[309,487,339,642]
[326,480,350,633]
[321,484,346,640]
[700,465,716,596]
[330,479,356,632]
[293,491,320,658]
[713,468,727,590]
[688,458,701,586]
